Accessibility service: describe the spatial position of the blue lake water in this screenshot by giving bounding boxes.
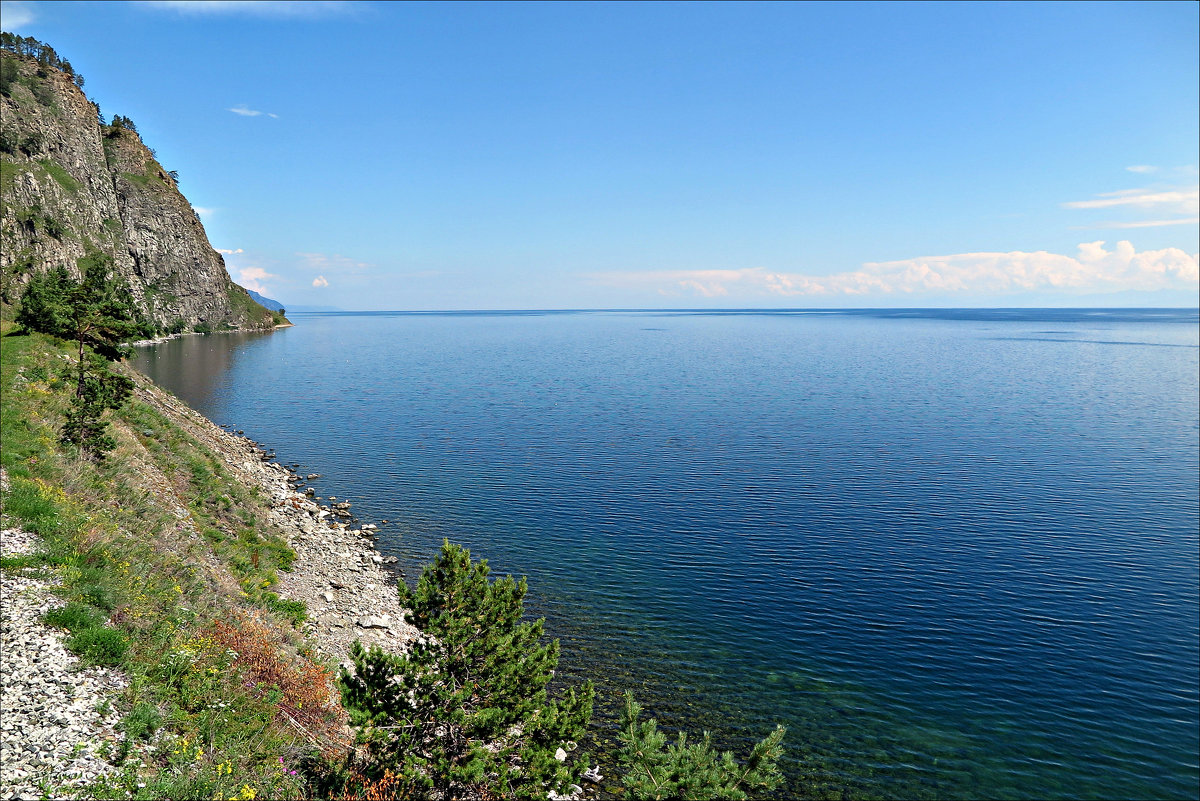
[132,309,1200,799]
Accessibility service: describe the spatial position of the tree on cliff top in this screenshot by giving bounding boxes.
[16,253,147,458]
[0,31,84,88]
[336,540,595,800]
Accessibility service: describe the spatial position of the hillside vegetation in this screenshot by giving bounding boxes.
[2,320,340,799]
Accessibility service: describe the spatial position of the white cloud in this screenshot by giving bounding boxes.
[1062,184,1199,229]
[1062,186,1199,215]
[0,1,35,29]
[312,275,329,288]
[228,105,278,118]
[215,247,244,255]
[296,252,371,274]
[1074,218,1200,230]
[1125,165,1158,174]
[144,1,352,17]
[589,242,1199,299]
[192,206,216,220]
[236,266,279,294]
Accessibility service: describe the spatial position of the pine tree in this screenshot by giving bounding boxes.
[16,254,145,459]
[338,540,595,800]
[616,692,786,800]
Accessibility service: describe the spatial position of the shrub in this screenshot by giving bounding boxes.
[80,582,117,611]
[43,601,104,632]
[264,594,307,627]
[119,702,163,741]
[68,626,130,666]
[210,615,343,736]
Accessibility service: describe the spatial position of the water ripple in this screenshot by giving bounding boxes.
[133,311,1200,800]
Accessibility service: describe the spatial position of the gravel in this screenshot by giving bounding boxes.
[0,525,127,801]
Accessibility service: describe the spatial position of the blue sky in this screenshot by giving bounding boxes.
[3,0,1197,309]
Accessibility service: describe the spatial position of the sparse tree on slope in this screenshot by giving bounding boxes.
[16,254,144,458]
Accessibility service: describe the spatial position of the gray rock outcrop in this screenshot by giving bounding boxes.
[1,47,279,332]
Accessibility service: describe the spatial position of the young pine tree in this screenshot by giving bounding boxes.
[16,254,144,458]
[339,540,595,801]
[617,692,786,800]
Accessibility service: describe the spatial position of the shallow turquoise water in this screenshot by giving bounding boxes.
[133,309,1200,799]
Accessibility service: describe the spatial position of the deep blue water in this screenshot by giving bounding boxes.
[132,309,1200,799]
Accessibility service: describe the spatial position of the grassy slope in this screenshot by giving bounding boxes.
[0,321,341,800]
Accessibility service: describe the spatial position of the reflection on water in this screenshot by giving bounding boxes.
[132,330,276,412]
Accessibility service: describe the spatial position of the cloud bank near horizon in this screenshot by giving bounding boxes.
[235,266,279,295]
[589,241,1200,300]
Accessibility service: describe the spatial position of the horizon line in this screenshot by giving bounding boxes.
[284,306,1200,314]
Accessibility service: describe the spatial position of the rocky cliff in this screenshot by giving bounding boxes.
[0,42,279,332]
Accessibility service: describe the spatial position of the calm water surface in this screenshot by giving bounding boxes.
[132,310,1200,799]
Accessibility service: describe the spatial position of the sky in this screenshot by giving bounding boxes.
[2,0,1197,310]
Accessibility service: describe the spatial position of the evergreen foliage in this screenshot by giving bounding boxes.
[0,31,85,89]
[0,52,17,96]
[15,254,148,458]
[337,540,595,800]
[617,692,786,800]
[109,114,138,134]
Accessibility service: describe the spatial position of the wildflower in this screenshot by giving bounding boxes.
[174,585,183,594]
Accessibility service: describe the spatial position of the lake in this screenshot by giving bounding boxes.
[132,308,1199,799]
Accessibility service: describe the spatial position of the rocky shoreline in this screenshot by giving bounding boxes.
[127,321,293,349]
[129,370,420,664]
[0,373,423,799]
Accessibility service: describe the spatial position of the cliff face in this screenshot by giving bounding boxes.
[0,48,278,331]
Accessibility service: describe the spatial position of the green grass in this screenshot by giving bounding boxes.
[38,157,79,192]
[67,626,131,666]
[120,170,154,187]
[43,601,105,632]
[0,157,22,196]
